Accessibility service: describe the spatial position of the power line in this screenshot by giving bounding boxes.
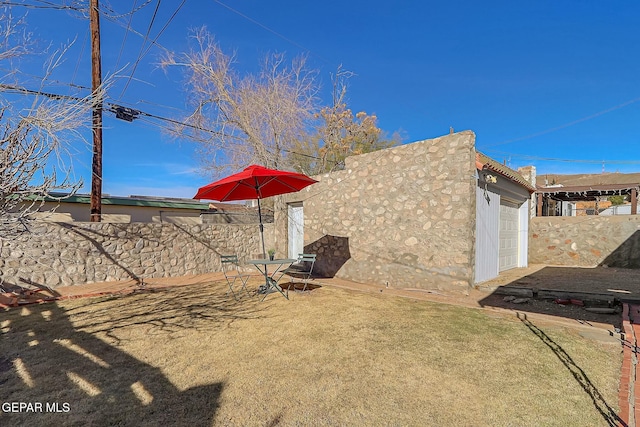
[71,25,89,87]
[0,1,81,10]
[0,82,226,138]
[482,149,640,165]
[0,82,85,100]
[0,82,325,162]
[118,0,161,99]
[100,0,152,19]
[483,96,640,148]
[12,70,92,91]
[137,0,185,57]
[213,0,332,65]
[100,9,170,56]
[135,98,187,113]
[117,0,185,100]
[107,104,323,161]
[114,0,139,72]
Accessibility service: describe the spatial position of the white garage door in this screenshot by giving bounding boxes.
[499,200,519,272]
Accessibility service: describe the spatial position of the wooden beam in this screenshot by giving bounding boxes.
[537,193,543,216]
[632,188,637,215]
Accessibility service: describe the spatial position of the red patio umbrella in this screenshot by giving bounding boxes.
[194,164,317,258]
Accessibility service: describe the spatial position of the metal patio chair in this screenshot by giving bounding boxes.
[282,253,316,292]
[220,255,252,300]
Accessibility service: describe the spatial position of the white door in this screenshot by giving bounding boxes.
[288,204,304,259]
[499,200,519,271]
[475,185,500,283]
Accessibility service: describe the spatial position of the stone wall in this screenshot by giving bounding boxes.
[529,215,640,268]
[276,131,478,291]
[0,221,272,288]
[201,210,273,225]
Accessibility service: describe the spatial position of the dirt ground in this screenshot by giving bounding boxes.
[478,265,640,296]
[475,264,640,330]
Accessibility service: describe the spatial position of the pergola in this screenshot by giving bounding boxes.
[535,183,639,216]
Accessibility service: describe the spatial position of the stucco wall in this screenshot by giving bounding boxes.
[529,215,640,268]
[33,201,204,224]
[0,221,272,288]
[276,131,478,291]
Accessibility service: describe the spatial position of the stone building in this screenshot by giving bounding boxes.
[276,131,535,292]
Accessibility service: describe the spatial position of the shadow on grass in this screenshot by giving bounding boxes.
[0,282,265,426]
[517,313,625,427]
[63,282,266,344]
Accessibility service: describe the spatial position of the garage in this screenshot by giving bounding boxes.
[474,152,535,284]
[499,200,519,271]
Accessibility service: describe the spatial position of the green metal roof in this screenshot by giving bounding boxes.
[32,193,210,210]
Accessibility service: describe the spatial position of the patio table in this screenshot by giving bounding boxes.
[247,258,296,300]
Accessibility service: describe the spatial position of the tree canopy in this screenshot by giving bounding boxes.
[161,27,318,175]
[163,28,400,178]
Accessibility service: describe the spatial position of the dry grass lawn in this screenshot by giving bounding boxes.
[0,279,623,426]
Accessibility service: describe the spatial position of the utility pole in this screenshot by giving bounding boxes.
[90,0,103,222]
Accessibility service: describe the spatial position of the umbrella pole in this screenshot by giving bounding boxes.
[256,197,267,259]
[256,197,270,289]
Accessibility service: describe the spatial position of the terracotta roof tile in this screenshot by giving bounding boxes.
[476,152,536,192]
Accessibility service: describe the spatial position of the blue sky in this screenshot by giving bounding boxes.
[8,0,640,198]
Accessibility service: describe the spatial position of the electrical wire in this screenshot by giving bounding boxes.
[70,25,89,88]
[11,70,92,91]
[117,0,161,99]
[0,1,80,10]
[2,3,352,173]
[136,0,185,58]
[482,149,640,165]
[1,81,327,163]
[100,0,152,19]
[114,0,138,72]
[117,0,186,100]
[483,96,640,148]
[213,0,332,65]
[100,11,170,56]
[14,81,630,170]
[136,98,187,113]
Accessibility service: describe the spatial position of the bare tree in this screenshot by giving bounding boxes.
[291,66,401,175]
[0,8,103,237]
[160,27,319,174]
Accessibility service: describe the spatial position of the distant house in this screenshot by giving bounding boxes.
[600,203,633,216]
[535,173,639,216]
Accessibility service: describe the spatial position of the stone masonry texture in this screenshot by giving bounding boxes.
[276,131,478,291]
[529,215,640,268]
[0,222,272,288]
